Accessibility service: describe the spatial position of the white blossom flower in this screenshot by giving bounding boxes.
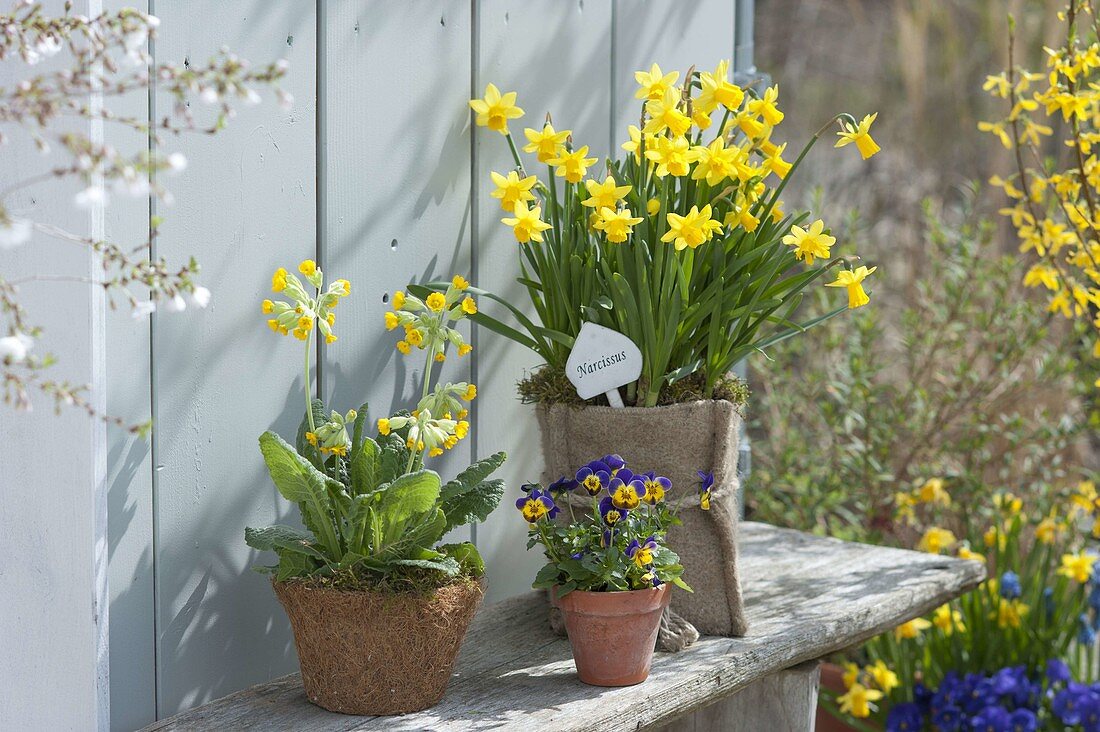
[166,153,187,172]
[0,218,33,250]
[199,87,219,104]
[277,89,294,110]
[34,36,61,58]
[186,286,211,309]
[163,293,187,313]
[75,185,108,209]
[0,333,33,362]
[131,300,156,319]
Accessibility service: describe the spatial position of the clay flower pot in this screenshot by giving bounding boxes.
[553,584,670,686]
[273,578,484,715]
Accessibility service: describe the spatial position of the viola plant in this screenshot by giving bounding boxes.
[518,455,690,595]
[246,265,505,589]
[827,476,1100,728]
[445,62,881,406]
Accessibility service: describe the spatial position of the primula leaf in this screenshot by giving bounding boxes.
[244,524,327,561]
[438,542,485,577]
[391,556,461,577]
[258,431,341,557]
[349,401,369,462]
[375,470,442,544]
[440,451,506,502]
[350,436,380,495]
[377,433,411,485]
[441,479,505,534]
[274,548,320,581]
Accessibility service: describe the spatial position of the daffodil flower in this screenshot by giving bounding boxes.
[825,265,876,309]
[502,200,552,243]
[662,204,721,250]
[594,207,643,243]
[549,145,597,184]
[522,123,570,163]
[489,170,537,211]
[581,176,631,211]
[746,84,784,126]
[634,62,678,101]
[782,220,835,265]
[835,113,881,160]
[469,82,523,134]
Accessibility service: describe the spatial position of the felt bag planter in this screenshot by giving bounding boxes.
[552,584,670,686]
[537,400,748,644]
[273,578,483,715]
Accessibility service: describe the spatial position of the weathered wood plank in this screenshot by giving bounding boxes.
[145,523,984,731]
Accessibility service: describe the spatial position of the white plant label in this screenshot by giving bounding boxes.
[565,322,642,407]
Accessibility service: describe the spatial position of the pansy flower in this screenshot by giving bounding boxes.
[599,454,626,474]
[698,470,715,510]
[640,471,671,504]
[626,535,658,568]
[640,571,663,588]
[599,496,628,526]
[576,464,611,495]
[609,476,646,511]
[601,528,617,548]
[515,488,559,523]
[547,475,579,497]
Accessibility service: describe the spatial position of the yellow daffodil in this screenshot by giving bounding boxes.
[469,83,524,134]
[646,198,660,216]
[866,660,898,694]
[984,526,1007,551]
[835,113,881,160]
[1058,552,1098,583]
[698,59,745,112]
[842,662,860,689]
[662,204,722,251]
[894,617,932,640]
[644,88,692,137]
[502,201,553,244]
[958,547,986,563]
[895,491,917,523]
[691,137,741,186]
[523,123,570,163]
[746,84,784,126]
[837,683,883,719]
[991,598,1028,629]
[994,492,1023,515]
[917,477,951,506]
[621,125,652,163]
[762,142,792,179]
[1036,515,1063,545]
[634,62,678,100]
[594,207,643,243]
[782,219,836,265]
[933,604,966,636]
[645,134,699,178]
[489,170,537,211]
[582,176,631,211]
[549,145,597,184]
[826,265,876,309]
[916,526,956,554]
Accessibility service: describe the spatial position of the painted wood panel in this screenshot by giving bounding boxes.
[0,3,108,728]
[473,0,614,603]
[319,1,473,549]
[149,1,316,717]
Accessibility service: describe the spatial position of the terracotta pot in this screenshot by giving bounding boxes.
[553,584,670,686]
[273,578,483,715]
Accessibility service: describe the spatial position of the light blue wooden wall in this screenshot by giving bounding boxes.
[0,2,749,729]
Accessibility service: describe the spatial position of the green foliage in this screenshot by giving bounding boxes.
[246,402,507,589]
[749,200,1086,544]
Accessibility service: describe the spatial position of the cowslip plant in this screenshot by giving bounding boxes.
[453,62,880,407]
[518,454,690,595]
[246,264,505,589]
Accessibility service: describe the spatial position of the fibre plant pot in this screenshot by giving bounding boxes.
[553,584,670,686]
[273,577,484,715]
[538,400,748,637]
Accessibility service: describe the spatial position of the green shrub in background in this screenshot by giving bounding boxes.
[748,195,1088,545]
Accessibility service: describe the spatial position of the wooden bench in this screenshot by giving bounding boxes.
[144,523,984,731]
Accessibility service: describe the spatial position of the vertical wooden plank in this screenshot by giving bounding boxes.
[611,0,737,137]
[473,0,613,602]
[102,0,157,728]
[0,2,108,727]
[150,1,316,716]
[320,1,473,542]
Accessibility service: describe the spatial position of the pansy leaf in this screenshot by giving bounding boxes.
[533,562,561,589]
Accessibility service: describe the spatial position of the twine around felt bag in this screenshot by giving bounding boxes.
[537,400,749,651]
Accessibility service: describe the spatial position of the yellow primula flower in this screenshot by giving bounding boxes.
[396,340,411,355]
[458,343,473,357]
[782,219,835,265]
[746,84,784,126]
[835,113,881,160]
[489,170,537,211]
[549,145,598,184]
[594,207,644,244]
[469,83,524,134]
[272,267,288,292]
[582,176,631,211]
[837,683,883,719]
[523,123,571,163]
[826,266,876,309]
[452,275,469,290]
[502,201,553,244]
[1058,552,1098,583]
[933,604,966,636]
[463,384,477,401]
[426,292,447,312]
[634,62,679,101]
[661,204,722,251]
[645,134,699,178]
[298,259,317,276]
[261,299,274,314]
[894,617,932,640]
[405,328,425,347]
[461,296,477,314]
[917,478,951,506]
[916,526,956,554]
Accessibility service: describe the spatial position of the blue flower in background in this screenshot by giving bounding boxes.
[1007,708,1037,732]
[912,681,933,711]
[1047,659,1072,685]
[1080,613,1098,645]
[546,475,578,497]
[999,571,1022,599]
[1043,587,1055,618]
[1089,581,1100,612]
[970,705,1010,732]
[931,704,962,732]
[991,665,1024,695]
[884,702,922,731]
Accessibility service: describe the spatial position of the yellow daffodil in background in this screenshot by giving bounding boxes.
[933,604,966,636]
[782,219,836,265]
[581,176,631,211]
[917,526,957,554]
[837,683,883,718]
[634,62,678,100]
[662,205,721,251]
[835,113,881,160]
[549,146,597,183]
[842,662,860,689]
[894,491,917,524]
[747,84,784,126]
[826,265,876,309]
[523,123,570,163]
[469,82,523,134]
[645,134,699,177]
[957,546,985,563]
[1057,552,1098,583]
[917,477,951,506]
[594,207,643,244]
[894,617,932,640]
[502,201,553,244]
[489,170,537,211]
[991,598,1029,629]
[697,59,744,112]
[866,660,899,694]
